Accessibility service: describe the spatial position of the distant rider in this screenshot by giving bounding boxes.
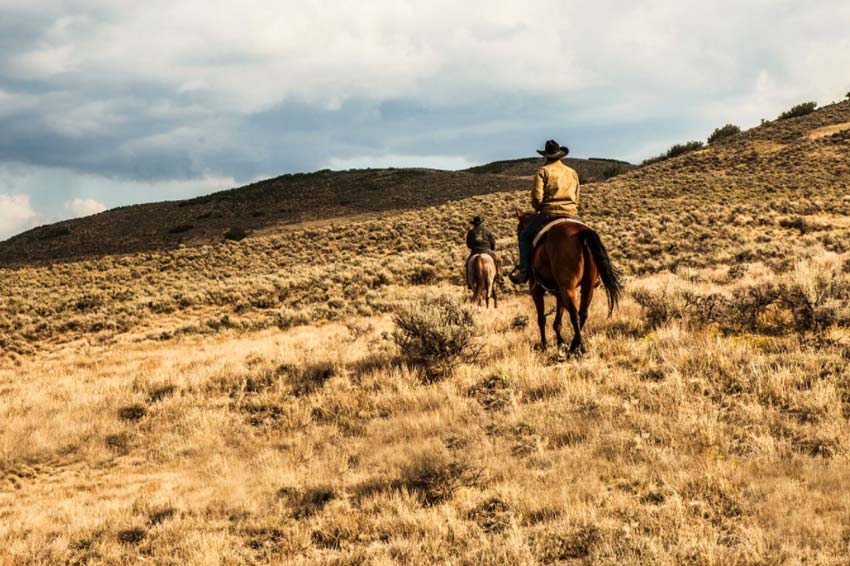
[465,216,500,287]
[509,139,580,284]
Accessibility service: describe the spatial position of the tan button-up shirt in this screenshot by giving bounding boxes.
[531,160,580,216]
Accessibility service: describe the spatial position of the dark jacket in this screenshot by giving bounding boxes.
[466,224,497,255]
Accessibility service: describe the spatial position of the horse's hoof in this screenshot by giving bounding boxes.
[569,343,586,358]
[557,344,569,361]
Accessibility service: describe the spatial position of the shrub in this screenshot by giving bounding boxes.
[392,295,480,382]
[371,270,393,288]
[147,507,176,526]
[780,275,850,334]
[469,497,513,533]
[532,524,600,562]
[147,384,176,403]
[707,124,741,144]
[117,404,147,422]
[779,216,808,234]
[275,307,309,330]
[409,265,437,285]
[167,224,194,234]
[666,140,704,158]
[641,140,704,165]
[37,225,71,240]
[282,485,336,519]
[293,361,336,396]
[602,163,627,180]
[468,374,513,411]
[116,528,146,544]
[224,226,248,241]
[846,91,850,100]
[778,101,817,120]
[726,284,781,332]
[634,270,850,336]
[510,314,529,329]
[641,154,666,166]
[631,288,683,328]
[397,448,482,505]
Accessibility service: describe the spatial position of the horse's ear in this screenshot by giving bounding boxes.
[514,207,521,218]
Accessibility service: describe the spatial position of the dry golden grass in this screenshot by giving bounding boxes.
[3,268,850,564]
[807,121,850,140]
[3,100,850,564]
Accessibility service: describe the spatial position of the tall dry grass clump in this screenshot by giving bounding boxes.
[392,294,480,382]
[631,256,850,336]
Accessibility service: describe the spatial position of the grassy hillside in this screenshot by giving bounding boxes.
[0,157,628,265]
[463,156,635,180]
[3,101,850,564]
[3,101,849,358]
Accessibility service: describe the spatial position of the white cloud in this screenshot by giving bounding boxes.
[63,198,106,218]
[0,162,237,235]
[6,1,849,115]
[0,194,45,240]
[2,0,850,210]
[6,44,75,79]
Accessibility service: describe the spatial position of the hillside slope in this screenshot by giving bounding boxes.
[0,157,629,265]
[3,102,850,564]
[3,100,850,357]
[464,156,635,179]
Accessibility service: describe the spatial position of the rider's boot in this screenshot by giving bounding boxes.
[509,267,528,284]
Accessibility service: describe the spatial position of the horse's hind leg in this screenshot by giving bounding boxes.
[579,249,598,329]
[491,275,498,309]
[579,281,594,330]
[562,287,583,356]
[553,294,565,349]
[532,284,547,350]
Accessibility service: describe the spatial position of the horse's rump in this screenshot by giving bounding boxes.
[467,253,495,288]
[532,222,591,281]
[468,253,498,308]
[534,223,622,315]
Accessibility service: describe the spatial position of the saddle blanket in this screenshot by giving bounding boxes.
[532,218,589,248]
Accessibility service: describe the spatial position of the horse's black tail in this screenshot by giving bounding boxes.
[581,230,623,317]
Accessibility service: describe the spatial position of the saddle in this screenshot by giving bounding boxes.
[532,217,589,248]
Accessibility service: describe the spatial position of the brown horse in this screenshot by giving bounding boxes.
[515,211,622,356]
[467,253,498,309]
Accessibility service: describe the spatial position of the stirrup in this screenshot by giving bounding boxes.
[508,269,528,284]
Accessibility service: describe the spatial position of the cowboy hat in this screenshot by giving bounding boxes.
[470,216,484,225]
[537,139,569,160]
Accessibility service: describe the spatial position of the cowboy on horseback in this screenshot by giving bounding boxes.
[466,216,496,261]
[507,140,622,356]
[465,216,501,287]
[509,139,580,284]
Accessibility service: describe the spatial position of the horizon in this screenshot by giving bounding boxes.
[0,152,621,240]
[2,1,850,239]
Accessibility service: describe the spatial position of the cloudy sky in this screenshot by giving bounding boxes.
[2,1,849,239]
